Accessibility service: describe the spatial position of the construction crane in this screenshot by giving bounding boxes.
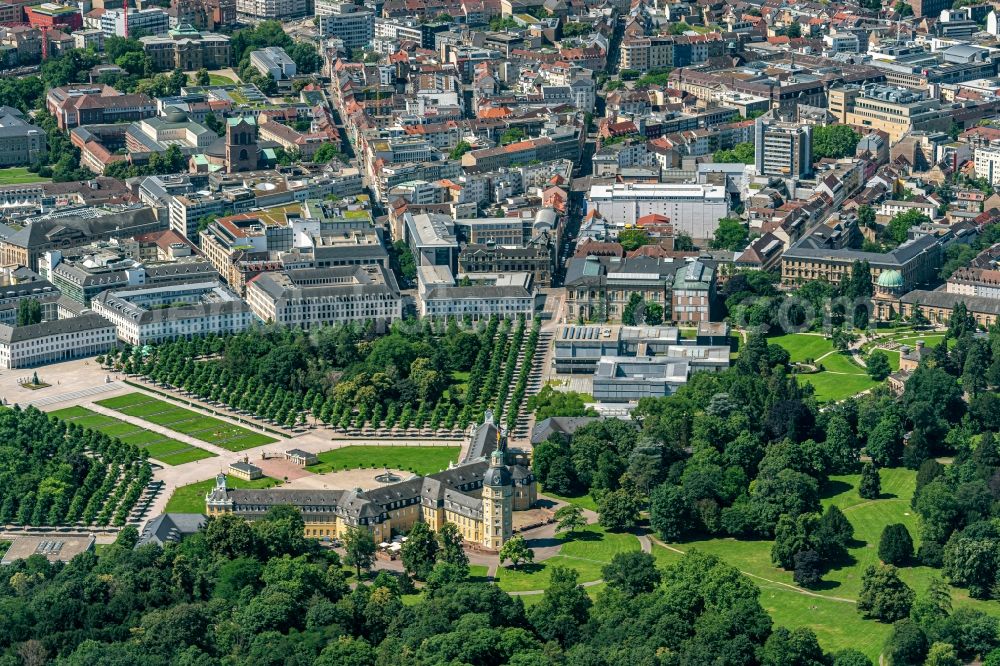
[0,22,50,60]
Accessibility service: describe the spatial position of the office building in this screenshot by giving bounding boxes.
[316,2,374,48]
[140,26,230,71]
[0,313,116,369]
[249,47,296,81]
[246,265,402,329]
[829,84,949,145]
[0,107,45,167]
[781,233,944,289]
[587,183,729,240]
[404,211,458,272]
[91,280,253,344]
[754,113,812,179]
[100,7,169,37]
[418,270,535,320]
[671,259,715,324]
[592,356,691,402]
[46,84,157,130]
[25,3,82,32]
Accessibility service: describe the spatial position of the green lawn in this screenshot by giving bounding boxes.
[496,524,640,592]
[306,445,460,476]
[794,347,881,402]
[661,468,1000,661]
[96,393,276,451]
[50,405,215,466]
[541,488,599,512]
[0,167,50,184]
[209,73,235,85]
[769,333,834,363]
[165,475,280,513]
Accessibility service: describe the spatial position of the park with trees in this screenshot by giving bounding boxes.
[530,318,1000,661]
[0,405,150,528]
[107,316,542,435]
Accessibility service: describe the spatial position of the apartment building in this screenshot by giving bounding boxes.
[974,143,1000,186]
[91,280,253,344]
[245,265,402,329]
[754,113,812,179]
[236,0,308,20]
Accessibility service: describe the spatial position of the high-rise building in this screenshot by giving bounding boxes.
[754,112,813,179]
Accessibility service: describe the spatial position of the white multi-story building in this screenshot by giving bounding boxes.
[249,47,297,81]
[91,280,253,345]
[587,183,729,240]
[236,0,307,19]
[0,313,116,369]
[169,193,229,240]
[100,8,169,37]
[245,265,402,329]
[824,32,861,53]
[316,2,374,48]
[420,278,535,320]
[754,113,812,179]
[974,145,1000,186]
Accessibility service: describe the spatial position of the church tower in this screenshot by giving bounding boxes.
[225,117,259,173]
[481,443,512,550]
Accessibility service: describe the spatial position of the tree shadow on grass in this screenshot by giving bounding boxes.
[526,536,564,549]
[819,479,853,500]
[877,492,898,500]
[564,530,602,542]
[507,562,544,575]
[801,578,844,592]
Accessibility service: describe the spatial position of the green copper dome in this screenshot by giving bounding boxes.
[877,270,904,289]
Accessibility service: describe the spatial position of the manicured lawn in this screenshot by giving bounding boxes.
[790,349,881,402]
[165,475,280,513]
[541,488,599,512]
[798,371,878,403]
[0,167,49,184]
[306,445,460,476]
[660,467,999,661]
[769,333,834,363]
[96,393,276,451]
[50,405,215,466]
[759,581,890,661]
[209,74,234,85]
[495,524,640,592]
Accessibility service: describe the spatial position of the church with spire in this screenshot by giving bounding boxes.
[205,412,534,550]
